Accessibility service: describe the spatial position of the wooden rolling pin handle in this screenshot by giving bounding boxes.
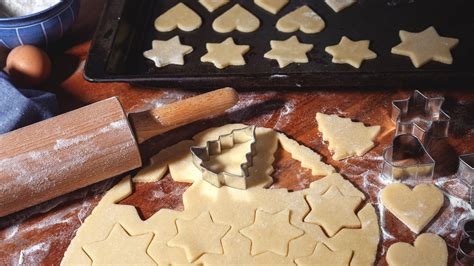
[129,87,239,143]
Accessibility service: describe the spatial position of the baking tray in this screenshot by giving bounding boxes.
[84,0,474,88]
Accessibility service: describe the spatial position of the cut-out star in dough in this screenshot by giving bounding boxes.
[295,242,353,266]
[325,36,377,68]
[154,3,202,32]
[143,36,193,68]
[199,0,229,12]
[168,211,230,262]
[305,186,362,237]
[83,223,155,265]
[264,36,314,68]
[240,209,304,256]
[255,0,289,14]
[325,0,356,13]
[391,26,459,68]
[316,112,381,160]
[201,38,250,69]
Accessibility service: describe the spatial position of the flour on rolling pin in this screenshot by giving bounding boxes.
[0,0,60,17]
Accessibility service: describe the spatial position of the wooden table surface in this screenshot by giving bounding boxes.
[1,1,474,265]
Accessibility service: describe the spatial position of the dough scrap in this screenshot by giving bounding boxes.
[264,36,314,68]
[391,26,459,68]
[143,36,193,68]
[325,0,356,12]
[201,37,250,69]
[154,3,202,32]
[255,0,289,14]
[62,125,379,266]
[381,183,444,234]
[212,4,260,33]
[198,0,229,12]
[305,186,362,237]
[276,5,325,34]
[386,233,448,266]
[295,242,352,266]
[240,209,304,256]
[278,133,335,176]
[325,36,377,68]
[168,211,230,262]
[83,224,155,265]
[316,113,381,160]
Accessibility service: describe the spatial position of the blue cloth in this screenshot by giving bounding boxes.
[0,71,58,134]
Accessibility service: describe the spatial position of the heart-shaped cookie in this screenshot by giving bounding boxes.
[255,0,289,14]
[276,5,325,34]
[381,183,444,234]
[386,233,448,266]
[154,3,202,32]
[212,4,260,33]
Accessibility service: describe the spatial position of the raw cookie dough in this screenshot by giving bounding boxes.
[325,0,356,12]
[255,0,289,14]
[264,36,314,68]
[62,124,379,265]
[316,113,381,160]
[143,36,193,68]
[154,3,202,32]
[212,4,260,33]
[391,26,459,68]
[276,5,325,34]
[199,0,229,12]
[201,37,250,69]
[305,186,362,237]
[295,243,352,266]
[381,183,444,234]
[325,36,377,68]
[386,233,448,266]
[83,224,155,265]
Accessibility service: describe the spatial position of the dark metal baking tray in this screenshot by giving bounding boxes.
[84,0,474,88]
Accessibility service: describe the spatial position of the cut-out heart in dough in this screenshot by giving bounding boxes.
[255,0,289,14]
[212,4,260,33]
[276,5,325,34]
[154,3,202,32]
[386,233,448,266]
[381,183,444,234]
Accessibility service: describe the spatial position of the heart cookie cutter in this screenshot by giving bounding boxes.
[392,90,450,143]
[457,153,474,208]
[382,134,435,180]
[191,125,257,189]
[457,218,474,265]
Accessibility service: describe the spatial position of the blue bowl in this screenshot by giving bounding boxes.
[0,0,80,49]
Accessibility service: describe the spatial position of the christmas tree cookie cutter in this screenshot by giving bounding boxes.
[392,90,450,143]
[382,134,435,180]
[191,125,257,189]
[457,153,474,208]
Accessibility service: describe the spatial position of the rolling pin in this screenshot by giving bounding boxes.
[0,88,238,217]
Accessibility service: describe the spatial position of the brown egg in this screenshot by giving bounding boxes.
[5,45,51,86]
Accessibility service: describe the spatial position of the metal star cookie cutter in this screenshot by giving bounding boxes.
[392,90,450,143]
[457,153,474,208]
[191,125,257,189]
[382,134,435,180]
[457,217,474,265]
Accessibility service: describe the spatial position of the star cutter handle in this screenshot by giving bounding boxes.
[392,90,450,143]
[191,125,257,189]
[382,134,435,180]
[457,153,474,208]
[457,218,474,265]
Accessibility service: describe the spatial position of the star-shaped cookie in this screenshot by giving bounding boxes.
[168,211,230,262]
[391,26,459,68]
[83,224,155,265]
[201,37,250,69]
[295,243,353,266]
[264,36,314,68]
[304,186,362,237]
[325,36,377,68]
[143,36,193,68]
[239,209,304,256]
